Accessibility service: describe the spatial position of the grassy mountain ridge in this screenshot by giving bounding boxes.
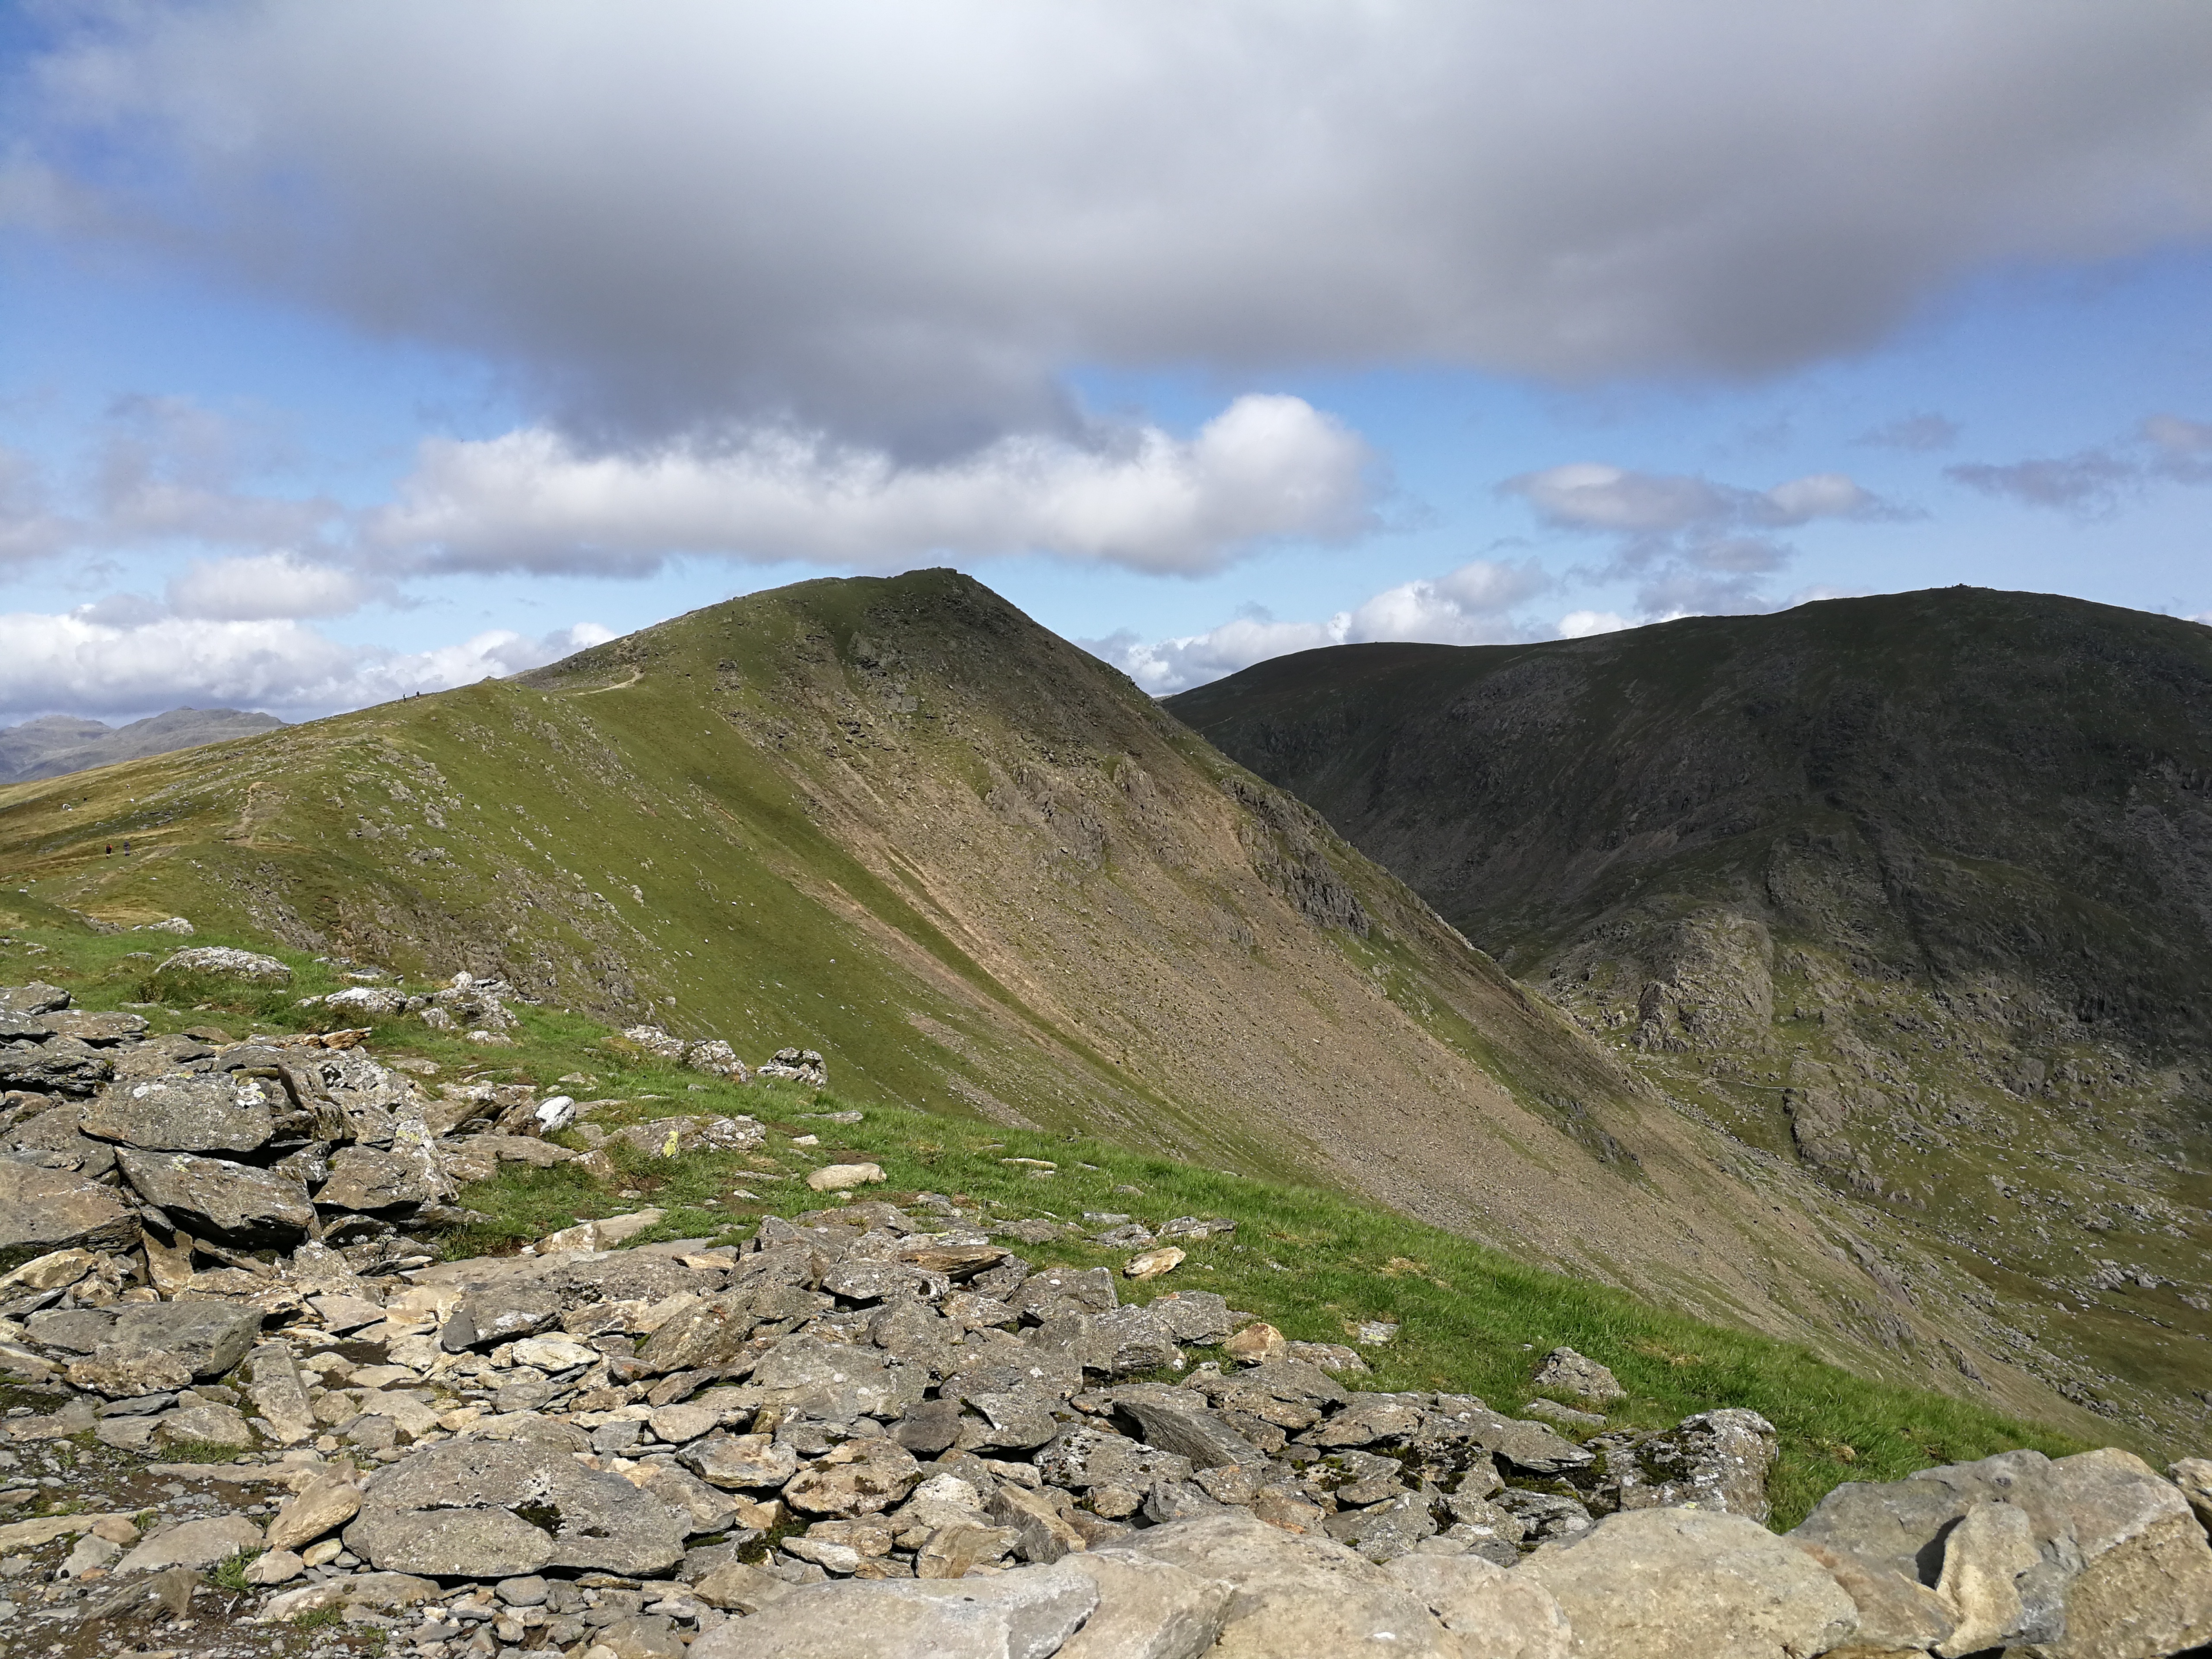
[1168,585,2212,1446]
[0,571,2130,1445]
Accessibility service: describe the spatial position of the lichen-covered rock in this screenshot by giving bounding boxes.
[81,1072,280,1155]
[1522,1508,1858,1659]
[687,1560,1095,1659]
[0,1036,115,1095]
[610,1114,765,1157]
[1532,1344,1627,1403]
[1601,1407,1779,1523]
[343,1439,684,1578]
[116,1147,315,1247]
[315,1144,443,1214]
[60,1300,264,1397]
[0,1160,139,1271]
[784,1440,925,1518]
[156,946,292,984]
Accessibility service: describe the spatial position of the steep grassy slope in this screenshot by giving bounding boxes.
[1168,586,2212,1445]
[0,572,2123,1444]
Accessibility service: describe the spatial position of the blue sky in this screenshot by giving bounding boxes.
[3,2,2211,719]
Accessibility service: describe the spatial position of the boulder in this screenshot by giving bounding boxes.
[265,1462,364,1551]
[156,946,292,984]
[0,981,70,1015]
[1531,1345,1627,1403]
[0,1160,139,1271]
[1385,1553,1572,1659]
[1601,1408,1778,1522]
[784,1440,926,1518]
[1521,1508,1858,1659]
[1145,1292,1236,1346]
[1934,1498,2040,1656]
[808,1162,886,1192]
[2034,1446,2212,1659]
[315,1144,443,1214]
[343,1439,684,1578]
[1325,1491,1440,1563]
[608,1114,765,1157]
[115,1147,315,1248]
[687,1560,1095,1659]
[241,1341,315,1443]
[0,1037,114,1095]
[756,1048,828,1088]
[439,1280,567,1350]
[64,1299,264,1398]
[1037,1427,1195,1494]
[1054,1552,1235,1659]
[1108,1510,1462,1658]
[748,1333,918,1419]
[1115,1399,1267,1472]
[0,1102,117,1176]
[47,1009,149,1045]
[80,1072,279,1155]
[116,1514,266,1573]
[1785,1445,2212,1655]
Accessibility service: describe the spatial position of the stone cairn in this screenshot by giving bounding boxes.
[4,972,2212,1659]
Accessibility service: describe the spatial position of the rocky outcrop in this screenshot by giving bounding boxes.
[8,983,2212,1659]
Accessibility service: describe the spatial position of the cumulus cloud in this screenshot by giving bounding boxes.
[1,391,1373,581]
[0,608,611,720]
[1559,610,1631,638]
[15,4,2212,451]
[371,396,1376,576]
[1084,558,1546,693]
[167,552,372,620]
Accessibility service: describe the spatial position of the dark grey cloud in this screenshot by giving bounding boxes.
[1946,451,2136,515]
[13,3,2212,456]
[1945,413,2212,515]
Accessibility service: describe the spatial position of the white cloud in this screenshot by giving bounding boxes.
[1088,613,1350,696]
[17,4,2212,450]
[1341,561,1551,646]
[372,396,1374,576]
[1501,461,1899,618]
[1559,610,1632,638]
[167,551,371,620]
[0,609,611,720]
[1506,463,1889,534]
[1085,558,1547,693]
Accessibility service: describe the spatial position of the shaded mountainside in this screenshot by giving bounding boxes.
[1168,585,2212,1444]
[0,707,286,783]
[0,571,2142,1446]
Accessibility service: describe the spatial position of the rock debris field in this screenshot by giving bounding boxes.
[4,969,2212,1658]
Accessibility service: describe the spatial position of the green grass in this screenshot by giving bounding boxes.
[214,1547,264,1592]
[431,1062,2084,1531]
[160,1439,249,1465]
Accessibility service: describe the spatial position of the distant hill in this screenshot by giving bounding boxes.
[1168,586,2212,1440]
[0,708,286,783]
[0,569,2119,1445]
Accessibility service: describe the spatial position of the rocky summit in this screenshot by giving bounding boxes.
[3,973,2212,1659]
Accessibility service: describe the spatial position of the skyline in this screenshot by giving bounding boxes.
[4,2,2212,719]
